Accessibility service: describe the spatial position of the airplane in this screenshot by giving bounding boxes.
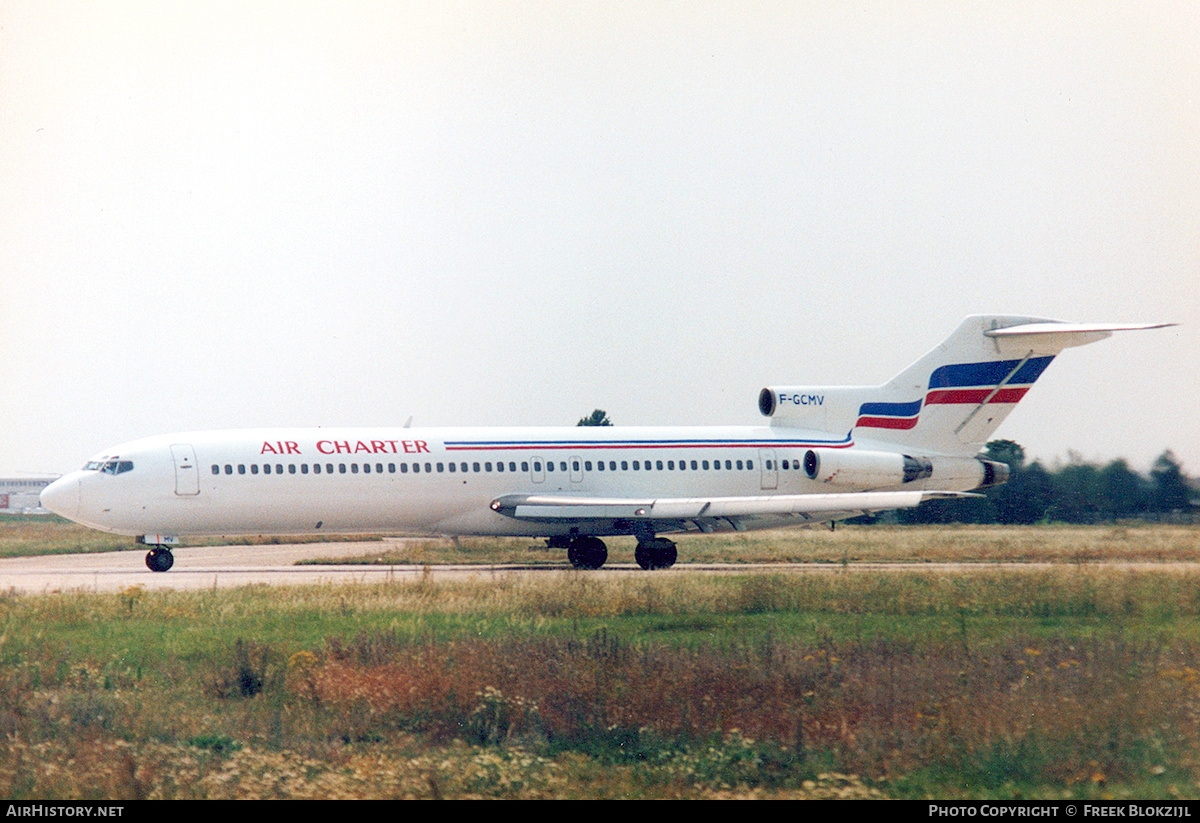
[39,315,1170,572]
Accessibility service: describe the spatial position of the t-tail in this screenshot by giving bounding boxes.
[759,315,1173,458]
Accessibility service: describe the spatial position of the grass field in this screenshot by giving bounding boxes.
[300,522,1200,567]
[3,517,1200,799]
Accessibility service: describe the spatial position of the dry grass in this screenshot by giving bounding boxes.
[4,523,1200,798]
[301,523,1200,567]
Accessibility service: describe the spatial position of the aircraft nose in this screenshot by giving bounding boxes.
[40,476,80,519]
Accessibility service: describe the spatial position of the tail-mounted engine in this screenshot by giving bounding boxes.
[803,448,1009,491]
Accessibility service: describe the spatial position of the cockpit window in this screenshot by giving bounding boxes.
[87,459,134,475]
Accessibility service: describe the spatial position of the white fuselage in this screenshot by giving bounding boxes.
[39,425,983,540]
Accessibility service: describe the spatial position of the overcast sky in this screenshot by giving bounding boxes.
[2,1,1197,477]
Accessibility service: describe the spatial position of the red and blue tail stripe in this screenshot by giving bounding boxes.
[855,399,923,430]
[855,356,1055,431]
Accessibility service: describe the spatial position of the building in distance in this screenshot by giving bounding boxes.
[1,475,60,514]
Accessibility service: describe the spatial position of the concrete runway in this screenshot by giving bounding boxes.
[0,541,819,593]
[0,541,512,593]
[4,541,1198,594]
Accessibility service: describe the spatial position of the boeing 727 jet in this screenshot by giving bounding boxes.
[39,315,1169,571]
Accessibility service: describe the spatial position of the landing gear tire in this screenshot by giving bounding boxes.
[635,538,677,570]
[566,536,608,570]
[145,547,174,572]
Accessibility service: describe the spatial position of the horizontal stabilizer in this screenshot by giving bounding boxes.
[983,321,1176,356]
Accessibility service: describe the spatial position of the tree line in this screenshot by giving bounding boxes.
[576,411,1195,525]
[900,439,1196,525]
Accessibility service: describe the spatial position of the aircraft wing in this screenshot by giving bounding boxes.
[490,490,973,530]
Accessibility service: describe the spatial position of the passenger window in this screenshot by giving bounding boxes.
[238,465,245,475]
[424,463,432,473]
[312,464,320,474]
[212,465,219,475]
[339,464,346,474]
[437,463,444,472]
[656,460,663,470]
[702,461,709,470]
[632,461,640,470]
[400,463,408,473]
[364,463,371,473]
[389,463,396,473]
[621,461,628,471]
[351,464,359,474]
[691,460,698,470]
[289,464,297,474]
[251,464,259,475]
[276,464,283,474]
[496,462,503,472]
[585,461,592,471]
[485,462,493,472]
[225,465,233,475]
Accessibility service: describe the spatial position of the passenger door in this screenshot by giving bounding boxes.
[758,448,778,490]
[171,444,200,496]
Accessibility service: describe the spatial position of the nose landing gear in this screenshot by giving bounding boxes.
[145,547,174,572]
[138,535,179,572]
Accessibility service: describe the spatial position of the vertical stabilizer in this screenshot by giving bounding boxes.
[759,315,1172,456]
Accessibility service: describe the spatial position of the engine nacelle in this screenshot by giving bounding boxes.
[804,449,1010,491]
[758,385,875,435]
[759,387,831,417]
[977,459,1011,489]
[803,449,931,488]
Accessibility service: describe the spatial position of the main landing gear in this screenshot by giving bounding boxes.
[145,546,174,572]
[565,536,608,570]
[553,535,678,570]
[634,537,677,571]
